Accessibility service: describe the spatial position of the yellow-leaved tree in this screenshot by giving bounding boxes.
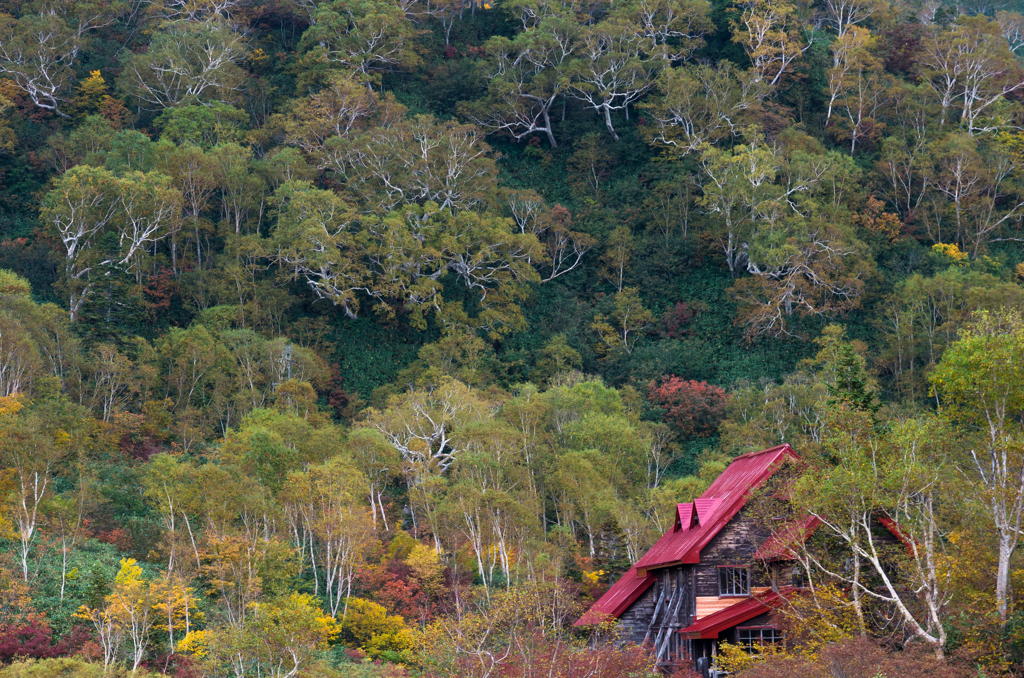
[197,592,340,678]
[76,558,156,674]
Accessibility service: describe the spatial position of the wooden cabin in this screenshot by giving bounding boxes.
[574,444,805,672]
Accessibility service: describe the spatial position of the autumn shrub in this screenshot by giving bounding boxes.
[732,637,974,678]
[659,302,698,339]
[0,657,167,677]
[340,598,415,662]
[420,628,660,678]
[648,377,729,437]
[0,621,60,661]
[495,633,658,678]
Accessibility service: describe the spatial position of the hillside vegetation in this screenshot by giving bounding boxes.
[0,0,1023,675]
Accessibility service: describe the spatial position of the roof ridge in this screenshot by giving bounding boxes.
[733,443,793,460]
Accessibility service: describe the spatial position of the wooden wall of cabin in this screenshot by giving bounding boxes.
[615,565,695,663]
[694,506,772,599]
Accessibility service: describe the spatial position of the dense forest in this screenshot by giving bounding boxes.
[0,0,1023,674]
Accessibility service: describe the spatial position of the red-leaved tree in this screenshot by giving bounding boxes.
[648,377,729,438]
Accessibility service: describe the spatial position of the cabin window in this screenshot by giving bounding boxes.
[718,567,749,596]
[738,628,783,651]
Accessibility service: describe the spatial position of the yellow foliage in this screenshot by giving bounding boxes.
[340,597,413,659]
[582,569,606,586]
[0,562,38,626]
[936,532,1010,673]
[0,394,25,417]
[248,48,270,67]
[0,469,17,541]
[72,71,108,117]
[176,630,210,659]
[151,574,204,639]
[114,558,144,589]
[858,197,902,242]
[932,242,969,266]
[406,542,445,597]
[714,585,858,673]
[0,270,31,296]
[716,641,779,673]
[777,585,858,660]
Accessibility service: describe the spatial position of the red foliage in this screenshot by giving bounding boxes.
[355,556,439,624]
[143,266,176,313]
[648,377,729,438]
[150,652,203,678]
[326,364,363,421]
[53,624,93,656]
[0,621,60,661]
[423,629,659,678]
[443,44,458,59]
[376,577,429,623]
[734,638,972,678]
[875,23,925,82]
[660,302,697,339]
[95,527,133,552]
[98,96,130,130]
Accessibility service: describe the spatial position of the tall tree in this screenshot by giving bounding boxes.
[923,16,1024,134]
[0,13,80,115]
[931,309,1024,623]
[795,411,958,657]
[117,18,248,110]
[300,0,419,75]
[460,10,578,148]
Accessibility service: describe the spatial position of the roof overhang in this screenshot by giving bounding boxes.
[677,588,796,639]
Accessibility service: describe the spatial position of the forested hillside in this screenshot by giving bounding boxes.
[0,0,1023,674]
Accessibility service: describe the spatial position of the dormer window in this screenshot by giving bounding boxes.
[719,567,750,597]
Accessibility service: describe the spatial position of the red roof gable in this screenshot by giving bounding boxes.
[576,445,800,626]
[632,445,799,574]
[676,502,696,530]
[677,587,795,639]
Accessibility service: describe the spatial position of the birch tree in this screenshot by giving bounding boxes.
[645,61,758,156]
[300,0,419,75]
[0,398,72,581]
[930,309,1024,624]
[116,18,249,110]
[923,16,1024,134]
[283,458,374,618]
[566,17,659,141]
[0,13,80,115]
[365,376,489,482]
[460,11,578,148]
[796,410,957,657]
[42,166,183,321]
[731,0,807,93]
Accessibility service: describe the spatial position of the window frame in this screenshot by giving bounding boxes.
[718,566,750,597]
[737,627,784,652]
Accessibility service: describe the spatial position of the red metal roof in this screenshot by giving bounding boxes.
[677,502,696,530]
[753,516,822,562]
[572,565,656,626]
[677,587,795,639]
[878,516,915,555]
[575,445,800,626]
[632,445,799,574]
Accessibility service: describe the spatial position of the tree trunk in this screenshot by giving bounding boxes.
[603,105,620,141]
[997,530,1012,623]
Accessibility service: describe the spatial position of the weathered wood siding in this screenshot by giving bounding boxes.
[694,506,770,598]
[614,507,790,664]
[616,565,695,662]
